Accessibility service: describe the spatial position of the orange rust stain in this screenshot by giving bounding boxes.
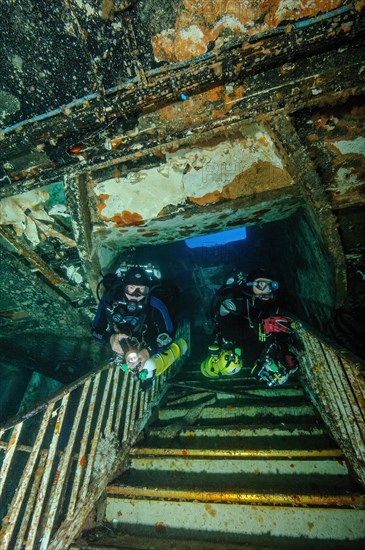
[204,86,225,102]
[157,105,174,123]
[152,33,175,63]
[155,83,244,134]
[154,150,166,158]
[112,167,122,180]
[290,463,295,468]
[188,190,222,205]
[166,145,179,153]
[79,455,86,468]
[155,522,167,534]
[258,135,269,146]
[188,161,292,206]
[308,134,318,142]
[151,1,266,63]
[181,450,188,456]
[220,162,292,199]
[175,26,210,62]
[204,503,217,517]
[97,194,109,219]
[112,211,144,227]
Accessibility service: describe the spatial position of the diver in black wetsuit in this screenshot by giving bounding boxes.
[202,268,298,385]
[92,266,174,371]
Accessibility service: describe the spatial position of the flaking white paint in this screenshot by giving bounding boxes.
[94,130,287,222]
[331,137,365,156]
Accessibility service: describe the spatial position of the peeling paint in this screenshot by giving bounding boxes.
[94,129,292,228]
[330,136,365,156]
[0,189,53,246]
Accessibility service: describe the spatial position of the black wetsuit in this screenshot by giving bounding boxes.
[211,286,296,371]
[92,289,174,356]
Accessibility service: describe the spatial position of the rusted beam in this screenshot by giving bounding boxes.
[64,173,101,297]
[1,44,363,198]
[2,4,362,145]
[89,50,365,179]
[267,113,348,308]
[0,5,363,196]
[0,225,88,306]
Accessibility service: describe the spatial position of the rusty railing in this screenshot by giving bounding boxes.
[0,324,189,550]
[297,322,365,486]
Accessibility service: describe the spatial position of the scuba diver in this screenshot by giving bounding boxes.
[201,271,246,378]
[201,268,299,385]
[92,265,176,388]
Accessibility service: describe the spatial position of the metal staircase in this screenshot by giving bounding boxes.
[1,322,364,549]
[74,358,365,550]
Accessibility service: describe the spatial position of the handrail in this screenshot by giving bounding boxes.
[0,324,189,550]
[294,320,365,487]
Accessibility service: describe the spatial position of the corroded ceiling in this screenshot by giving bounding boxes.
[0,1,364,369]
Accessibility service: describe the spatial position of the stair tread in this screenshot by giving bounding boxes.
[163,397,312,409]
[131,446,342,457]
[106,482,365,507]
[145,423,331,435]
[152,415,321,429]
[72,531,268,550]
[141,435,339,451]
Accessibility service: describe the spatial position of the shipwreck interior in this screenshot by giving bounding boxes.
[0,1,365,548]
[0,206,351,419]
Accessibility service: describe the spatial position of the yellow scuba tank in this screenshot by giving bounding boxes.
[200,344,221,378]
[142,338,188,379]
[201,345,242,378]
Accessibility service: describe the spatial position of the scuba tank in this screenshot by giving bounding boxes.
[200,344,243,378]
[141,338,188,380]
